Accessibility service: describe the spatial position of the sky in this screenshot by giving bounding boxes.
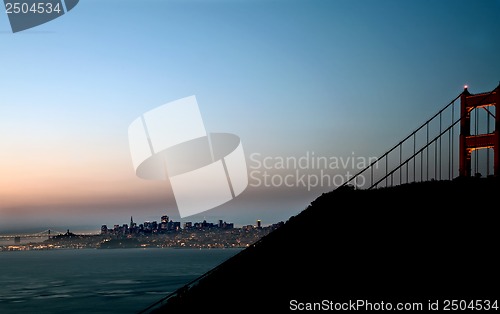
[1,0,500,233]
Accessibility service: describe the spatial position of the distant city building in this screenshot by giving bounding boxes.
[1,215,285,251]
[100,214,242,237]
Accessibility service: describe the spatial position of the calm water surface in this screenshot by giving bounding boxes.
[0,248,241,314]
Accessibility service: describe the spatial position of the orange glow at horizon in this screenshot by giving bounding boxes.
[0,134,175,211]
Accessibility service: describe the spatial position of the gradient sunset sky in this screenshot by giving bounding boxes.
[1,0,499,233]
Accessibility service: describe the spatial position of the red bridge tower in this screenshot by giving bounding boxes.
[459,84,500,177]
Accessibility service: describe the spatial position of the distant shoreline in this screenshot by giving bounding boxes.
[0,246,245,253]
[0,223,282,252]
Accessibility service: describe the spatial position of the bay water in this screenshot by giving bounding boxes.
[0,248,242,314]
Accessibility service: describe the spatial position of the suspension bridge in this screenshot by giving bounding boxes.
[0,229,67,242]
[137,82,500,314]
[342,82,499,189]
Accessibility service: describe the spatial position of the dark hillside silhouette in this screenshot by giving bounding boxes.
[148,177,499,313]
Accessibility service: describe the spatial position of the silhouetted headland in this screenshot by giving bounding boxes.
[148,177,499,313]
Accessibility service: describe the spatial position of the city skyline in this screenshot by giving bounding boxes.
[0,213,269,235]
[1,0,500,233]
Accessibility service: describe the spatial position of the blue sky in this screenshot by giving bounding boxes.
[1,0,499,232]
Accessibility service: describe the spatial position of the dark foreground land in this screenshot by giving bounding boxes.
[149,177,499,313]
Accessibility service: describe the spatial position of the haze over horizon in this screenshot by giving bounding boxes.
[1,0,500,233]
